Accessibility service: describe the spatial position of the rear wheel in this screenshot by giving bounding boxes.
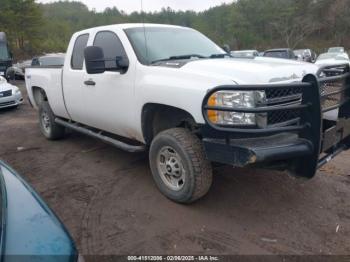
[39,101,65,140]
[149,128,213,203]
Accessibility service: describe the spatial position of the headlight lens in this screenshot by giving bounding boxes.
[207,90,266,126]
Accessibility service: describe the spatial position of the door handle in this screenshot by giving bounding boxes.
[84,80,96,86]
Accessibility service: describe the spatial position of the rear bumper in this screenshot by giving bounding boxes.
[201,64,350,178]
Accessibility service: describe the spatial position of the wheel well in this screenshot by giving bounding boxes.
[32,86,47,108]
[142,104,198,145]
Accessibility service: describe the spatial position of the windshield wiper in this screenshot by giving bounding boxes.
[151,54,206,64]
[210,53,232,58]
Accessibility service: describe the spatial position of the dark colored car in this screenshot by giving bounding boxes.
[0,160,82,261]
[0,33,13,80]
[263,48,297,60]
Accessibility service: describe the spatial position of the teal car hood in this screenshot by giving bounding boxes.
[0,161,77,261]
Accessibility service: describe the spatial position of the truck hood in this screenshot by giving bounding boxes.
[181,57,319,84]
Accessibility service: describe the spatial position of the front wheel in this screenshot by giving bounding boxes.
[39,101,65,140]
[149,128,213,204]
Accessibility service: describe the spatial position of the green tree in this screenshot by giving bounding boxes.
[0,0,43,56]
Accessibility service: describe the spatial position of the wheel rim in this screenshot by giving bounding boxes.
[41,110,51,134]
[157,146,186,191]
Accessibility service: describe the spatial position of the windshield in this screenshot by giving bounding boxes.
[125,27,225,65]
[0,43,10,61]
[328,47,344,53]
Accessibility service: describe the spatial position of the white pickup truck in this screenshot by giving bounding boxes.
[26,24,350,203]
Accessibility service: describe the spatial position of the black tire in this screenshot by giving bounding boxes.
[149,128,213,203]
[39,101,65,140]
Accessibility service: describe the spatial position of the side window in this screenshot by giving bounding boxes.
[71,34,89,70]
[93,31,128,69]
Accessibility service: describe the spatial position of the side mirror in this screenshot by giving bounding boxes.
[84,46,106,74]
[222,44,231,54]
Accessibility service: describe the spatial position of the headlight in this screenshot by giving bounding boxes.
[207,90,266,126]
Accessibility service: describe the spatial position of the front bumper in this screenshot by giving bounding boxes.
[202,64,350,178]
[0,91,23,109]
[203,133,313,167]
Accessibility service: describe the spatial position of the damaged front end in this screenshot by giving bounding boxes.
[201,64,350,178]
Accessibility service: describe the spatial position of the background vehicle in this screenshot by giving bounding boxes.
[0,76,23,109]
[0,32,13,80]
[231,50,259,58]
[31,53,65,67]
[6,60,32,80]
[263,48,297,60]
[294,49,317,63]
[328,47,345,53]
[25,24,350,203]
[0,160,81,261]
[315,52,350,66]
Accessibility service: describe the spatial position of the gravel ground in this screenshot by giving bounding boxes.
[0,81,349,256]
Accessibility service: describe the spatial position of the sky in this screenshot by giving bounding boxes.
[37,0,234,13]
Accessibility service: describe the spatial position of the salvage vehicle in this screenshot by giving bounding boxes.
[0,160,82,261]
[263,48,297,60]
[0,76,23,109]
[6,60,32,80]
[315,52,350,67]
[294,49,317,63]
[25,24,350,203]
[6,65,25,80]
[0,32,12,80]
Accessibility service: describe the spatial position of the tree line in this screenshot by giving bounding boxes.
[0,0,349,60]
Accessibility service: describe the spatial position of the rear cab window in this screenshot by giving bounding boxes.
[71,34,89,70]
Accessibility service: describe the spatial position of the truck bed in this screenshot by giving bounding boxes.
[25,66,70,119]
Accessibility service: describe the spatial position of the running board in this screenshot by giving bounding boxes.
[55,118,145,153]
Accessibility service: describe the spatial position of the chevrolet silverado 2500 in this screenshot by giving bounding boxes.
[25,24,350,203]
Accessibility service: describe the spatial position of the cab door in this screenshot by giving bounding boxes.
[80,30,136,138]
[62,33,90,123]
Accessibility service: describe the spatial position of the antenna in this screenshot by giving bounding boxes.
[141,0,149,62]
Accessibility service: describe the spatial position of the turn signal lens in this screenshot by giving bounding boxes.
[207,93,218,123]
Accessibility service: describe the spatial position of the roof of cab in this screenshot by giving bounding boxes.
[74,23,189,35]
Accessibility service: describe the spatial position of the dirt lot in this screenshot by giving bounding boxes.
[1,81,350,256]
